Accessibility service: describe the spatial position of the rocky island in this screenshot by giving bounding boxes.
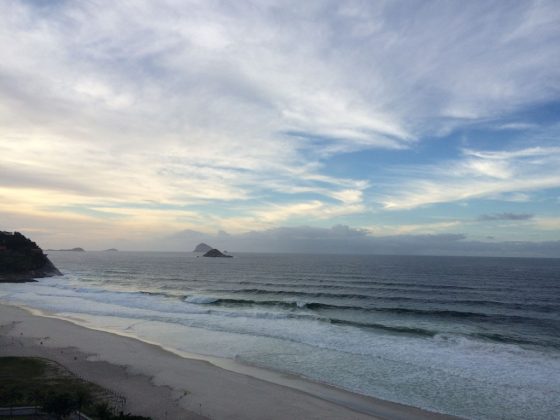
[203,248,233,258]
[46,247,85,252]
[0,231,62,282]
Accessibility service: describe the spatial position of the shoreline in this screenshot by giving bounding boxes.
[0,303,458,420]
[19,305,441,417]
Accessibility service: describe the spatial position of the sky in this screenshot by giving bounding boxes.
[1,0,560,256]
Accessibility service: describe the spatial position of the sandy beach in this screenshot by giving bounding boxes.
[0,303,458,420]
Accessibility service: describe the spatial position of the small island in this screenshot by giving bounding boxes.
[0,231,62,282]
[46,247,85,252]
[104,248,119,252]
[193,242,213,253]
[202,248,233,258]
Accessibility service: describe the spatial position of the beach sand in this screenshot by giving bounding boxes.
[0,304,457,420]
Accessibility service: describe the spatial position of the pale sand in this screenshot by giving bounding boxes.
[0,304,458,420]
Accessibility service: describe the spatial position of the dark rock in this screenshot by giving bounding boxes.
[193,243,213,253]
[0,231,62,282]
[202,249,233,258]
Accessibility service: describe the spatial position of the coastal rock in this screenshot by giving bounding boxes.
[202,248,233,258]
[193,242,213,253]
[0,231,62,282]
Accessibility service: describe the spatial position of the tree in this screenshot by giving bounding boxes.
[74,387,93,416]
[42,391,77,419]
[93,402,114,420]
[31,388,45,410]
[5,388,22,417]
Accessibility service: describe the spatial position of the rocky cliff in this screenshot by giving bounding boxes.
[0,231,62,282]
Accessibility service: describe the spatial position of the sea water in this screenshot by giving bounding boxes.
[1,252,559,419]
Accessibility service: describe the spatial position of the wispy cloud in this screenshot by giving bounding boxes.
[382,146,560,209]
[1,1,559,248]
[533,217,560,231]
[493,123,538,131]
[367,221,462,236]
[477,213,534,222]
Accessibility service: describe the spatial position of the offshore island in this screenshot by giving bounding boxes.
[194,243,233,257]
[203,248,233,258]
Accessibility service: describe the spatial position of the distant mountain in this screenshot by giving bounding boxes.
[202,248,233,258]
[193,243,213,253]
[104,248,118,252]
[0,231,62,282]
[46,247,85,252]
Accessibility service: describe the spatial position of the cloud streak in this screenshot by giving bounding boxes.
[477,213,534,222]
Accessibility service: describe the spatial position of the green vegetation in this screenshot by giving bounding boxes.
[0,231,60,281]
[0,356,45,377]
[0,357,151,420]
[0,232,46,273]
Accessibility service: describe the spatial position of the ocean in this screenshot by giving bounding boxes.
[1,252,559,419]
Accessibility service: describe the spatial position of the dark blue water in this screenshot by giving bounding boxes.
[1,252,559,419]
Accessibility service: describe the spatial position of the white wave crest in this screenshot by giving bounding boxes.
[185,295,219,304]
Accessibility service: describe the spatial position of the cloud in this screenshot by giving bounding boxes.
[367,221,462,235]
[477,213,534,222]
[382,145,560,209]
[1,1,559,243]
[493,123,538,131]
[534,217,560,231]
